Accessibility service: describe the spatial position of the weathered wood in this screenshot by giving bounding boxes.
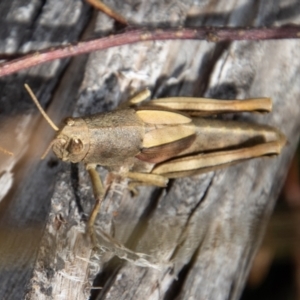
[0,1,92,299]
[0,0,299,299]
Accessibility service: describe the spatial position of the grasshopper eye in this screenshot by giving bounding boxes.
[64,118,75,126]
[67,138,83,154]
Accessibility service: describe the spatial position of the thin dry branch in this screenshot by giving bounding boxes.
[0,25,300,78]
[84,0,128,25]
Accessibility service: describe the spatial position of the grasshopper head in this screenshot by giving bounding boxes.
[51,117,90,163]
[24,84,90,163]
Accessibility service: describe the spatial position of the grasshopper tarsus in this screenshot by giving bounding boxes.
[0,146,13,156]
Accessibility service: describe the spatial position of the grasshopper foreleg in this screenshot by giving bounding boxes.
[119,89,151,108]
[86,165,107,246]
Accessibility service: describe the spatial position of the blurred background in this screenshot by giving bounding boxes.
[242,141,300,300]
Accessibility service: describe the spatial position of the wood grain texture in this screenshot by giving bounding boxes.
[0,0,299,299]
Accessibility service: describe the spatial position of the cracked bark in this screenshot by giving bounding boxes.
[0,0,299,300]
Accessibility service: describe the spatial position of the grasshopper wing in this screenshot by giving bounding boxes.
[135,109,196,163]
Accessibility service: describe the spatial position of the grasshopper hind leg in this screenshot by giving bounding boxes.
[152,135,286,178]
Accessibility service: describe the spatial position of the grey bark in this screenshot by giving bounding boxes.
[0,0,299,299]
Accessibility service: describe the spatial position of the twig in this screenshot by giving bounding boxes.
[0,26,300,78]
[84,0,128,25]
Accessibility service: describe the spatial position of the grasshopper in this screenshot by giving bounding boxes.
[24,84,286,244]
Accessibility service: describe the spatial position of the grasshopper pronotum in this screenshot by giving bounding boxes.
[25,84,286,244]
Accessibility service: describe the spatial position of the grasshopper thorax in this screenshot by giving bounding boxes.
[52,117,90,163]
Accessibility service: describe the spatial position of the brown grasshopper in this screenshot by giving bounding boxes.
[24,84,286,244]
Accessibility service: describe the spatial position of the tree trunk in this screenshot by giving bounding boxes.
[0,0,299,299]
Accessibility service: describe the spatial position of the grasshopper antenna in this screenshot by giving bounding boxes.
[24,84,59,131]
[24,84,59,159]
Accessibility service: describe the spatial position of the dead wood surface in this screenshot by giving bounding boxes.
[0,0,300,300]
